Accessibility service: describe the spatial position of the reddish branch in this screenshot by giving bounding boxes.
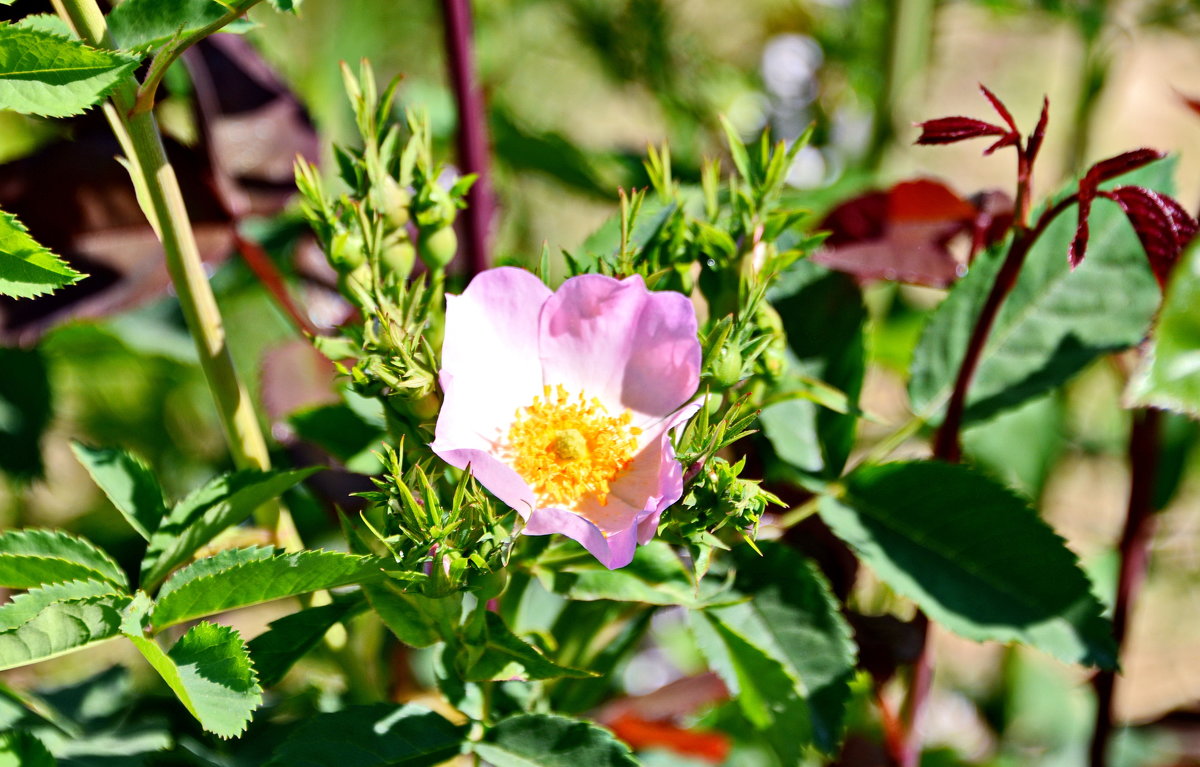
[1088,407,1162,767]
[441,0,494,277]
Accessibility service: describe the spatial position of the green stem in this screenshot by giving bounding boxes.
[53,0,301,551]
[865,0,937,169]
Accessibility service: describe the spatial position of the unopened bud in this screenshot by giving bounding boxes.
[418,225,457,270]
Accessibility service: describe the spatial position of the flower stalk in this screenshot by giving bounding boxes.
[52,0,301,550]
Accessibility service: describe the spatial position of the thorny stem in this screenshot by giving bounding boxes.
[441,0,494,277]
[53,0,302,551]
[1088,407,1162,767]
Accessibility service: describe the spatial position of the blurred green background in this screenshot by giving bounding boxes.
[3,1,1200,765]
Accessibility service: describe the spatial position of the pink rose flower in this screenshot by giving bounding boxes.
[431,267,701,569]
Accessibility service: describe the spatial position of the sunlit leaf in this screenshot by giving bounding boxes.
[0,529,126,590]
[0,211,83,299]
[0,26,137,117]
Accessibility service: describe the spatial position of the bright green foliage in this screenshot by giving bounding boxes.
[474,714,638,767]
[139,467,318,588]
[0,596,129,671]
[690,606,814,764]
[820,461,1117,667]
[727,543,857,753]
[0,731,55,767]
[126,622,261,739]
[909,162,1169,425]
[248,595,365,687]
[0,529,127,590]
[1128,242,1200,416]
[0,210,81,300]
[70,442,168,540]
[0,26,137,117]
[0,347,51,480]
[264,703,466,767]
[0,580,122,631]
[459,612,595,682]
[107,0,237,51]
[149,548,384,629]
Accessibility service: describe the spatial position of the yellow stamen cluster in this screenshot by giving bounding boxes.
[505,385,641,508]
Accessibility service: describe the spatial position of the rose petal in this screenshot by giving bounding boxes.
[523,504,640,570]
[432,267,550,453]
[539,274,699,426]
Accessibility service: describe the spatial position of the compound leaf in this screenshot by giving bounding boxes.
[139,467,318,589]
[0,210,83,299]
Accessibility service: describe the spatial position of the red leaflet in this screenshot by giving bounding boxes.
[1179,90,1200,118]
[979,83,1019,134]
[1084,149,1166,186]
[1101,186,1199,288]
[915,116,1009,146]
[1025,97,1050,169]
[814,179,1012,287]
[608,713,731,763]
[1070,149,1170,269]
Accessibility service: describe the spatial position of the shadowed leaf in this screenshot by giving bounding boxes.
[820,461,1116,667]
[265,703,466,767]
[474,713,637,767]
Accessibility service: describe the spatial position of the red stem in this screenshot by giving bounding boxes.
[441,0,494,277]
[901,152,1075,763]
[1088,407,1161,767]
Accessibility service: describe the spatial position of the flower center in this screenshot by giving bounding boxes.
[505,385,641,508]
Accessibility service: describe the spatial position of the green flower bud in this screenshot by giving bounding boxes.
[337,263,372,303]
[470,568,508,600]
[378,176,411,229]
[381,231,416,279]
[710,344,744,389]
[418,225,457,270]
[329,230,366,272]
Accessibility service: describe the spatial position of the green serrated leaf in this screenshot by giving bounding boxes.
[150,548,383,629]
[125,621,261,738]
[0,529,127,590]
[909,161,1169,425]
[264,703,466,767]
[107,0,235,52]
[690,607,813,766]
[461,612,595,683]
[473,713,638,767]
[0,596,129,672]
[70,442,167,540]
[0,26,137,118]
[0,730,56,767]
[0,210,83,299]
[729,542,857,753]
[1128,241,1200,416]
[247,594,365,687]
[139,467,319,588]
[0,579,123,632]
[820,461,1117,667]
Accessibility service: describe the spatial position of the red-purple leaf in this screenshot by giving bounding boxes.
[979,83,1019,134]
[1070,149,1168,269]
[1179,90,1200,119]
[916,117,1009,146]
[814,179,1012,287]
[1101,186,1200,288]
[1026,97,1050,168]
[983,132,1019,156]
[1084,149,1166,187]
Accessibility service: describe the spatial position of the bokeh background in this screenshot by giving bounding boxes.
[2,1,1200,764]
